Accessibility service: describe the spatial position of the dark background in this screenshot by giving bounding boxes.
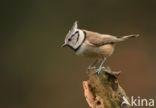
[1,0,156,108]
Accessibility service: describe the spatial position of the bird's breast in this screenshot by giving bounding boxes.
[76,40,114,58]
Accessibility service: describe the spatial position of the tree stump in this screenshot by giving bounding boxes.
[82,67,130,108]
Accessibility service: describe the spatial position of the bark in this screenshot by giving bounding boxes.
[82,67,130,108]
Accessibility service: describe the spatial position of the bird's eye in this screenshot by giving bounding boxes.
[68,38,71,41]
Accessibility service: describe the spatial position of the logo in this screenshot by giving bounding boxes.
[121,96,131,106]
[121,96,155,107]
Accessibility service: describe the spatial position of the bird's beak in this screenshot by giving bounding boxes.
[61,43,67,47]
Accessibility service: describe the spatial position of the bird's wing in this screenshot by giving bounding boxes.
[86,31,119,46]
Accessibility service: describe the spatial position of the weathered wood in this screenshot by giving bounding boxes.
[82,67,130,108]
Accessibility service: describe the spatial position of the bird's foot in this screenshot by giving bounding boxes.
[96,66,105,74]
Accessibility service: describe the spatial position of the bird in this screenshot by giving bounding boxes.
[62,21,139,73]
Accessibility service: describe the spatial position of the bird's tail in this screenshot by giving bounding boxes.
[118,34,139,42]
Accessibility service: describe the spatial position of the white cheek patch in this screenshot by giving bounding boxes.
[72,33,78,44]
[73,30,85,49]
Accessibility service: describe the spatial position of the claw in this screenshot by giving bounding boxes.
[96,66,105,74]
[88,59,98,71]
[96,58,106,74]
[96,68,101,74]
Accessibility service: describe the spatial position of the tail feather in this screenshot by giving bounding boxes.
[118,34,139,42]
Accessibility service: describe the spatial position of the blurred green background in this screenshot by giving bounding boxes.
[1,0,156,108]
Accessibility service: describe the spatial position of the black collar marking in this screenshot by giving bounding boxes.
[74,30,86,52]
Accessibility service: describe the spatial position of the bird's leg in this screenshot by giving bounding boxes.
[96,57,106,74]
[88,59,98,70]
